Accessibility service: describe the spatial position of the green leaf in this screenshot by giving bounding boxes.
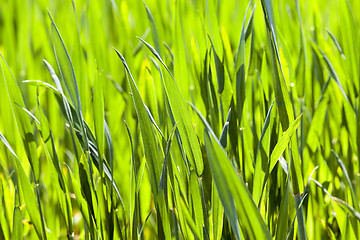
[276,170,290,240]
[189,170,204,239]
[234,2,252,126]
[66,165,93,234]
[115,49,170,239]
[11,187,22,240]
[180,198,201,239]
[252,100,275,205]
[138,38,204,176]
[204,130,271,240]
[311,41,350,104]
[49,11,82,115]
[0,132,44,239]
[208,36,224,94]
[326,28,345,58]
[0,52,39,181]
[143,1,161,56]
[219,108,231,147]
[0,177,10,240]
[332,150,360,210]
[269,114,302,172]
[211,183,223,240]
[94,63,105,173]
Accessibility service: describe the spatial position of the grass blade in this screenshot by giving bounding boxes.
[204,130,271,240]
[12,187,22,240]
[0,132,44,239]
[0,53,39,181]
[114,49,170,238]
[269,114,302,172]
[138,37,204,176]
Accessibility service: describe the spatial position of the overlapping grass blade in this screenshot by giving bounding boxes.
[48,11,82,116]
[326,28,345,58]
[43,59,125,211]
[260,1,305,238]
[0,177,10,240]
[252,100,275,205]
[138,37,204,176]
[269,114,302,172]
[114,49,171,239]
[143,1,161,56]
[11,187,22,240]
[219,108,231,147]
[332,150,359,210]
[0,132,45,239]
[234,2,252,125]
[204,130,271,240]
[0,53,39,182]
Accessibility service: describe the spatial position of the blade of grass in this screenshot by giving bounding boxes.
[0,132,44,239]
[115,49,171,239]
[204,130,271,240]
[252,100,275,205]
[143,1,161,56]
[138,37,204,176]
[269,114,302,172]
[0,52,39,182]
[260,2,306,238]
[12,187,22,240]
[332,150,359,210]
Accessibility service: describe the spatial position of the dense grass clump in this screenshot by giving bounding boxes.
[0,0,360,239]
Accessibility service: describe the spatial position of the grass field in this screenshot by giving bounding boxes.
[0,0,360,239]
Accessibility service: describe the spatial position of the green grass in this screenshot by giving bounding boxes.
[0,0,360,239]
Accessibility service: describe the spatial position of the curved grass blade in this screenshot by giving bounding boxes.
[245,4,256,41]
[0,52,39,182]
[138,37,204,176]
[332,150,359,210]
[114,49,171,239]
[310,41,350,104]
[38,107,73,234]
[180,198,201,239]
[326,28,345,59]
[115,48,162,197]
[48,11,82,115]
[143,1,161,56]
[219,108,231,147]
[260,3,305,237]
[333,197,360,221]
[310,179,357,238]
[0,132,44,239]
[66,165,93,236]
[204,131,271,240]
[22,80,60,93]
[14,103,40,125]
[269,114,302,172]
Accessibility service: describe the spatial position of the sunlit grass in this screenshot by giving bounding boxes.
[0,0,360,239]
